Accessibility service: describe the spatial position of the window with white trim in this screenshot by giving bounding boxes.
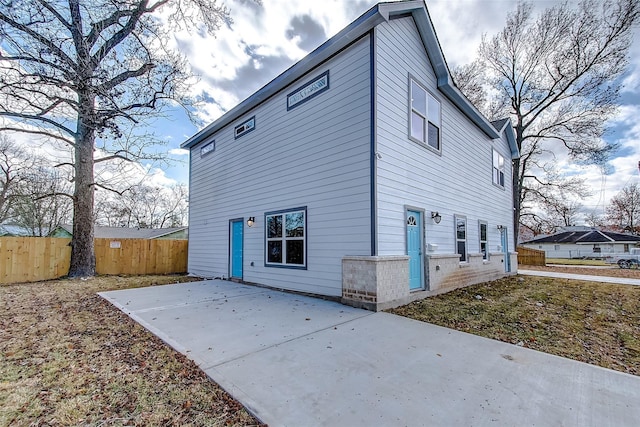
[410,78,441,151]
[200,140,215,157]
[265,208,306,267]
[493,149,506,188]
[455,215,467,262]
[479,221,488,260]
[235,116,255,139]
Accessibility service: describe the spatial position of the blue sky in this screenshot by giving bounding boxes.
[158,0,640,220]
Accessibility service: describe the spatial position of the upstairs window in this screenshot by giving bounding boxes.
[493,149,506,188]
[235,116,255,139]
[200,140,215,157]
[410,78,441,151]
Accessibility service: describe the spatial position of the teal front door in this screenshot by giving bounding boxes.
[501,227,511,272]
[230,219,243,279]
[406,210,423,290]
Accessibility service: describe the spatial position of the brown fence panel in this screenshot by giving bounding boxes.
[0,237,71,284]
[0,237,187,284]
[517,246,546,266]
[95,238,188,275]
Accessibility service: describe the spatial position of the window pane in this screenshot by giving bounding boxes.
[411,81,426,115]
[457,241,467,262]
[456,218,466,239]
[267,215,282,238]
[480,223,487,241]
[286,212,304,237]
[481,242,487,259]
[411,112,425,141]
[428,93,440,125]
[267,241,282,263]
[427,122,439,150]
[499,171,505,187]
[286,240,304,265]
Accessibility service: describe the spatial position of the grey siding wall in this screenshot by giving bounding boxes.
[374,17,515,258]
[188,36,372,296]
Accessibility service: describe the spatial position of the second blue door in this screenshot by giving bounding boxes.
[407,210,423,290]
[230,219,243,279]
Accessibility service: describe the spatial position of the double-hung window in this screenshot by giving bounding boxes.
[455,215,467,262]
[493,149,506,188]
[410,78,441,151]
[265,208,306,268]
[479,221,488,260]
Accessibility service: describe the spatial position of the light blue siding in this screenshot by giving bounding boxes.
[188,36,372,296]
[375,17,516,258]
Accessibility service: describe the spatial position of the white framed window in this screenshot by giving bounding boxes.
[479,221,488,260]
[493,149,506,188]
[455,215,467,262]
[410,78,441,151]
[593,244,601,254]
[265,207,306,268]
[200,140,215,157]
[235,116,255,139]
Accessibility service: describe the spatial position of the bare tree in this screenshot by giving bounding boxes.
[519,165,589,236]
[0,134,41,223]
[12,166,73,236]
[0,0,234,276]
[95,182,188,228]
[606,182,640,234]
[460,0,640,244]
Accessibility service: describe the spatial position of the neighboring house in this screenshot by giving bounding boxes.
[181,1,519,310]
[520,227,640,259]
[0,224,49,237]
[50,224,188,240]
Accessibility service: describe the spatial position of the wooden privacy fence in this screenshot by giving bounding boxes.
[517,246,546,266]
[0,237,188,284]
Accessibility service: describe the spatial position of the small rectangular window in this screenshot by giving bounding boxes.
[410,78,441,151]
[455,215,467,262]
[593,244,601,253]
[235,116,255,139]
[479,221,488,260]
[493,149,506,188]
[200,140,215,157]
[265,207,306,268]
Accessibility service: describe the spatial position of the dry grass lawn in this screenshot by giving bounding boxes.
[0,275,263,427]
[389,274,640,376]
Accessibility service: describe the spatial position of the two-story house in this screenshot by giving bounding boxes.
[181,0,519,310]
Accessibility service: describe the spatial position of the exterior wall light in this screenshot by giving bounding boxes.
[431,211,442,224]
[497,225,505,230]
[247,217,255,227]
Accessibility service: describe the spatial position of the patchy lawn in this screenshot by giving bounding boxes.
[0,275,263,426]
[389,275,640,376]
[546,258,608,266]
[523,264,640,279]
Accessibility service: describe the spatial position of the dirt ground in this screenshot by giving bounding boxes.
[0,275,264,427]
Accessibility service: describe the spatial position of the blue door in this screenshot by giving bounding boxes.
[406,210,423,290]
[230,219,243,279]
[501,227,511,272]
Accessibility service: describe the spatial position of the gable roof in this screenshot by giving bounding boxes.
[522,230,640,245]
[491,118,519,159]
[182,0,504,150]
[56,224,187,239]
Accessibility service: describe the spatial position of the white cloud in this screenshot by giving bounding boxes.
[169,148,189,156]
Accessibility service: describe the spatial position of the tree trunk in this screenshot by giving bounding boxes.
[512,157,521,246]
[68,93,96,277]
